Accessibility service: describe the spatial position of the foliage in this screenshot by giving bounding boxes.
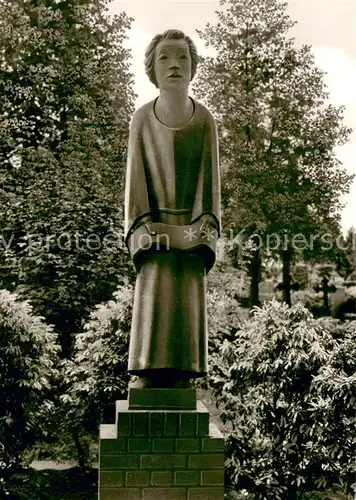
[0,289,59,477]
[194,0,352,235]
[59,283,132,464]
[207,272,247,363]
[298,490,352,500]
[0,0,136,356]
[335,227,356,279]
[193,0,353,304]
[5,467,97,500]
[209,300,355,499]
[290,288,323,310]
[309,320,356,494]
[213,231,261,307]
[207,239,251,370]
[345,286,356,299]
[4,468,352,500]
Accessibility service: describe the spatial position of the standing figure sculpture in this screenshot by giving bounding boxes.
[124,29,221,389]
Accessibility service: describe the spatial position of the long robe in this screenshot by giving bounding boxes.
[124,96,220,376]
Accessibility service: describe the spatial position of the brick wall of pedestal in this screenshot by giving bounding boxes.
[99,401,225,500]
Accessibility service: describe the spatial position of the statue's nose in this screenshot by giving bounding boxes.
[169,61,180,70]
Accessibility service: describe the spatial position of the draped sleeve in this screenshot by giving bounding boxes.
[124,109,151,243]
[191,111,221,236]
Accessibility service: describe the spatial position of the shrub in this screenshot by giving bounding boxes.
[208,286,247,353]
[0,290,59,477]
[309,320,356,495]
[59,283,132,465]
[209,300,355,499]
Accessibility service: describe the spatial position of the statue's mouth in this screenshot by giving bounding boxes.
[168,74,182,79]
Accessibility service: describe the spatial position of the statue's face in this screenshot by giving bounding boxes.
[154,38,191,91]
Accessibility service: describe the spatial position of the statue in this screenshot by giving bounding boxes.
[124,29,221,389]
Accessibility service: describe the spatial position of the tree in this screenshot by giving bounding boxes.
[209,300,355,498]
[0,0,136,355]
[335,227,356,279]
[0,289,59,486]
[192,0,353,306]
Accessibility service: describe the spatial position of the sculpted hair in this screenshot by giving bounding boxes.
[144,29,198,87]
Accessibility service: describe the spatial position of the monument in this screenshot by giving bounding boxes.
[98,29,224,499]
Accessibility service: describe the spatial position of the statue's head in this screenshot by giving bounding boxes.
[144,29,198,89]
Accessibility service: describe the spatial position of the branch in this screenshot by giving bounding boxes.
[266,117,276,154]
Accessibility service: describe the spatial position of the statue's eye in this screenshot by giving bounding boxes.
[180,55,188,59]
[159,55,167,60]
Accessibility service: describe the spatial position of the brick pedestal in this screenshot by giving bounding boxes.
[98,397,225,500]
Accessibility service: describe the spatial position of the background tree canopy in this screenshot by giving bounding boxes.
[0,0,136,356]
[192,0,354,306]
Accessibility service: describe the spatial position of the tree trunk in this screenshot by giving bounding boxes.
[282,247,292,306]
[287,485,298,500]
[72,430,87,469]
[249,243,261,308]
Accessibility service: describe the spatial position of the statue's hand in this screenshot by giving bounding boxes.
[199,215,218,232]
[131,215,156,236]
[138,215,156,235]
[144,219,156,236]
[198,215,218,242]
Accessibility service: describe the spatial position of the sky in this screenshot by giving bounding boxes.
[108,0,355,234]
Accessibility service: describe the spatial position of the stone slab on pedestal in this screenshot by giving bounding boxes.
[98,396,225,499]
[129,388,197,410]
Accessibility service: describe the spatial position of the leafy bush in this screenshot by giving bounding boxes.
[0,290,59,475]
[309,320,356,495]
[316,316,356,339]
[59,283,132,465]
[209,299,355,499]
[345,286,356,299]
[208,287,247,352]
[291,288,322,310]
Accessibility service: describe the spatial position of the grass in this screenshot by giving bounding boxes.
[5,467,97,500]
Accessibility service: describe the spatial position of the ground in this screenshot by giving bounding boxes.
[5,467,97,500]
[5,463,352,499]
